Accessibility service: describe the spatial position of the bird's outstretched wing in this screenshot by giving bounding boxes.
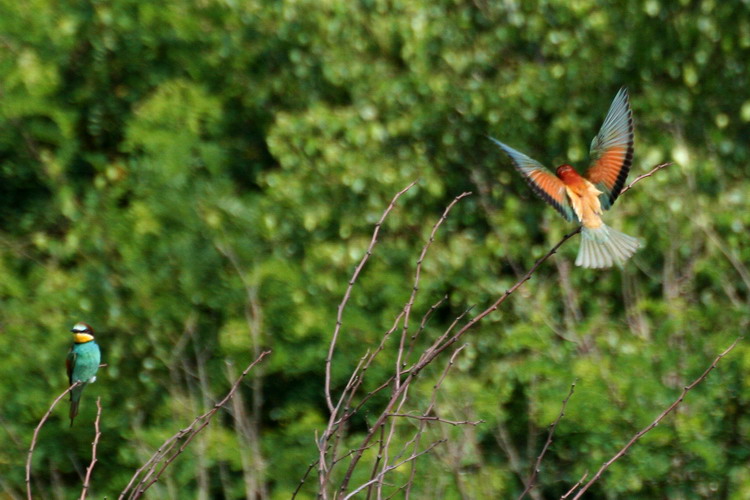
[489,137,575,221]
[584,87,634,210]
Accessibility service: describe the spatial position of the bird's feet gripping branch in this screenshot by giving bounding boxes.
[490,87,640,268]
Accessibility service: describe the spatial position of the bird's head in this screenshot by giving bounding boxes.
[71,322,95,343]
[555,164,576,177]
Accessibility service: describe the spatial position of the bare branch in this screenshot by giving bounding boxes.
[295,439,387,499]
[292,461,318,499]
[411,305,475,372]
[403,295,448,367]
[518,381,576,500]
[119,350,271,500]
[366,424,387,499]
[380,347,473,498]
[26,381,81,500]
[325,180,418,414]
[395,191,472,385]
[79,397,102,500]
[386,414,483,426]
[620,162,672,194]
[570,337,741,499]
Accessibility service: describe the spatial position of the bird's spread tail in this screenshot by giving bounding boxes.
[576,224,640,268]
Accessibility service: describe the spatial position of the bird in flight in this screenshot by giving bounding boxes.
[490,87,639,268]
[66,322,102,426]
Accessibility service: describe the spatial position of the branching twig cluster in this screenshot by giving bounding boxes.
[308,185,478,498]
[302,161,731,498]
[118,350,271,499]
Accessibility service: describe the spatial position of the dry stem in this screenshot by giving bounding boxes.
[325,180,418,414]
[79,397,102,500]
[26,381,81,500]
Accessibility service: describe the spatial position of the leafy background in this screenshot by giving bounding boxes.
[1,0,749,498]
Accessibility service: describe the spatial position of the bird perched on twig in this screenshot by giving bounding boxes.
[66,322,101,426]
[490,87,639,268]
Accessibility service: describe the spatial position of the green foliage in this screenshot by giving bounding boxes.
[1,0,750,498]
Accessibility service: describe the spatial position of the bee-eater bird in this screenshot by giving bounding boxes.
[66,322,101,426]
[490,87,639,268]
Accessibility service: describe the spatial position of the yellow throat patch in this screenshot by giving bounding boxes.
[73,333,95,343]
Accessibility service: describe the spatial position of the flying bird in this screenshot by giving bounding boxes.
[66,322,101,426]
[490,87,639,268]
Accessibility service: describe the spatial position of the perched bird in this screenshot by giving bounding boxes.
[490,87,639,268]
[66,322,101,426]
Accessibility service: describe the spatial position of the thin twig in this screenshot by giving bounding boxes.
[26,381,81,500]
[385,414,483,426]
[403,295,449,367]
[560,471,588,499]
[323,351,371,490]
[292,460,318,499]
[325,180,418,414]
[518,381,576,500]
[365,425,387,500]
[406,227,580,378]
[119,350,271,500]
[570,337,741,499]
[80,398,102,500]
[410,305,475,372]
[295,441,385,499]
[620,162,672,193]
[395,191,472,387]
[374,370,412,498]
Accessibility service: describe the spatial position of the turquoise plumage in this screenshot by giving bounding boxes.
[66,322,101,426]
